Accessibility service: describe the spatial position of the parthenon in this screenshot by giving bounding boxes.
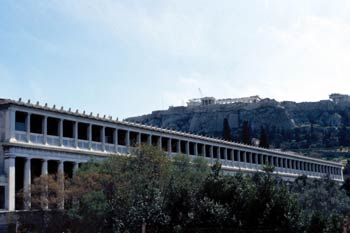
[187,96,261,107]
[0,98,344,212]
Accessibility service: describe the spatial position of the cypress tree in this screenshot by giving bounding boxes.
[242,121,251,145]
[338,124,349,146]
[222,118,232,141]
[259,126,269,148]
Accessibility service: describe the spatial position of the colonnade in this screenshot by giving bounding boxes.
[4,155,81,211]
[10,109,343,179]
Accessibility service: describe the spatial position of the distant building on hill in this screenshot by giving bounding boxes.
[329,93,350,104]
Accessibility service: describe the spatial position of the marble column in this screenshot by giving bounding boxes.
[88,124,92,149]
[58,161,64,210]
[102,127,106,151]
[74,122,78,148]
[202,144,206,157]
[5,157,15,211]
[114,129,118,152]
[24,157,31,210]
[243,151,247,163]
[41,159,48,210]
[147,135,152,145]
[177,140,181,153]
[9,110,16,141]
[26,114,31,142]
[73,162,79,178]
[43,116,48,144]
[125,131,130,147]
[167,139,172,155]
[210,146,214,160]
[137,133,141,146]
[59,119,63,146]
[158,137,162,149]
[41,160,48,176]
[186,142,190,155]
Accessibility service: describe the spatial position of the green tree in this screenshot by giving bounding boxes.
[163,155,209,231]
[194,161,236,228]
[66,145,171,232]
[291,176,350,233]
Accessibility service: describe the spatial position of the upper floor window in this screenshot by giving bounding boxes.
[30,114,43,134]
[78,123,89,140]
[105,127,115,144]
[15,111,27,131]
[47,117,59,136]
[63,120,74,138]
[92,125,102,142]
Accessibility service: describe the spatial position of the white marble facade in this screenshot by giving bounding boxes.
[0,98,344,211]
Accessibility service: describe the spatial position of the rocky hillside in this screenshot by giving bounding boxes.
[127,98,350,157]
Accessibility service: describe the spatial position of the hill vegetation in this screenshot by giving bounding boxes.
[127,98,350,159]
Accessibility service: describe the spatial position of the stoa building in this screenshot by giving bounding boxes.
[0,98,344,211]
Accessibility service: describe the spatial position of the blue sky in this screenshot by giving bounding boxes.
[1,0,350,118]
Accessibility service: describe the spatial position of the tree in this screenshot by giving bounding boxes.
[16,174,68,233]
[338,124,350,146]
[291,176,350,233]
[341,178,350,197]
[259,126,269,148]
[163,155,209,231]
[222,118,232,141]
[242,121,251,145]
[64,145,172,232]
[243,173,301,233]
